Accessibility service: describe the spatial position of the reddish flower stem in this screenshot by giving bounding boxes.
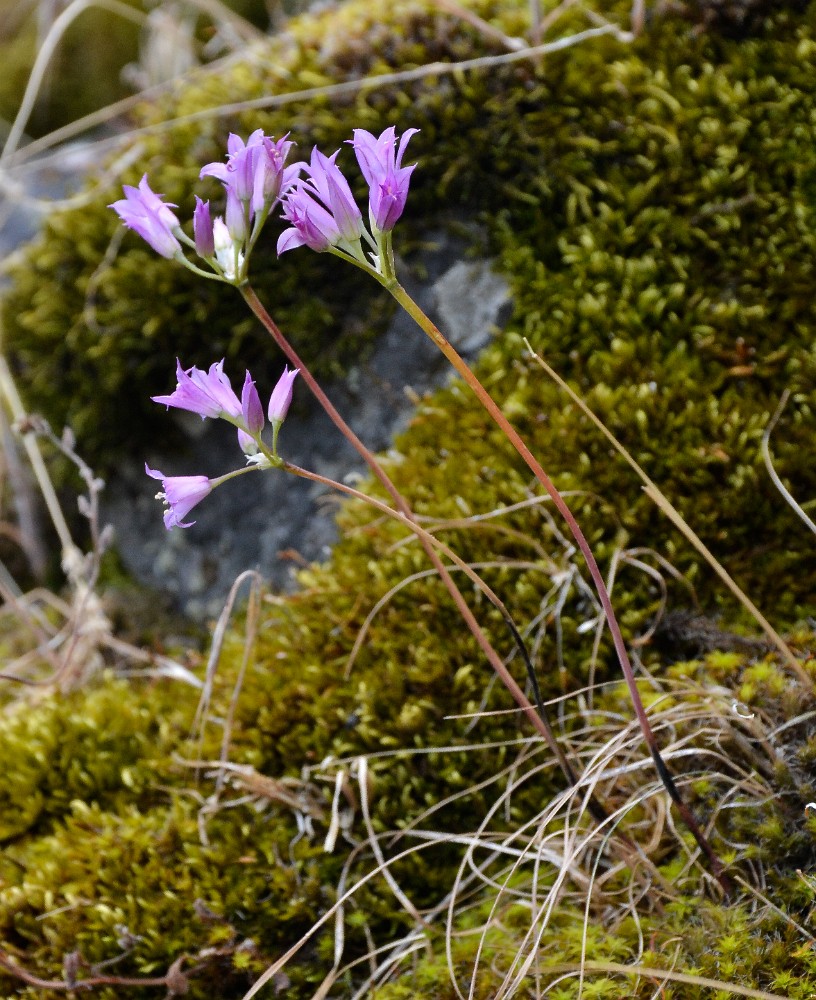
[239,284,578,784]
[386,279,733,897]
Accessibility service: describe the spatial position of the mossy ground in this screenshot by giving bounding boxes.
[2,0,816,996]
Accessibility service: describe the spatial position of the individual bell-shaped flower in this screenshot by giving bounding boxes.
[238,371,265,455]
[193,197,214,258]
[349,126,418,232]
[152,359,242,420]
[146,464,213,529]
[110,175,182,258]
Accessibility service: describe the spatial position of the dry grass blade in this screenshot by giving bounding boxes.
[761,389,816,535]
[523,340,808,687]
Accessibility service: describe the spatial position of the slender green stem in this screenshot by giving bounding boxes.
[238,284,576,781]
[385,279,733,895]
[210,465,263,489]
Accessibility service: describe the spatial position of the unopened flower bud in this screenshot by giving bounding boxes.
[268,366,299,424]
[193,197,214,257]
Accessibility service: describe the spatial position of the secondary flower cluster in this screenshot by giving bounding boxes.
[149,360,298,528]
[277,127,418,265]
[112,124,418,529]
[111,126,418,283]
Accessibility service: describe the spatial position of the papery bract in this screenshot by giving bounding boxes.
[268,366,299,424]
[152,359,242,420]
[145,464,213,529]
[213,218,244,280]
[110,175,182,258]
[350,127,418,231]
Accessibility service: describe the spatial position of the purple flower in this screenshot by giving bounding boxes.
[241,371,264,433]
[277,184,341,253]
[254,135,298,211]
[306,149,363,242]
[201,130,296,216]
[110,175,182,258]
[238,371,264,453]
[146,464,213,529]
[225,187,247,242]
[349,127,418,231]
[152,359,242,420]
[193,197,214,257]
[277,147,362,254]
[268,366,299,424]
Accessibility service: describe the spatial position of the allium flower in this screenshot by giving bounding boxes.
[241,371,264,433]
[259,143,300,209]
[152,359,242,420]
[193,197,214,257]
[201,130,296,216]
[306,149,363,242]
[145,464,213,529]
[277,147,362,254]
[277,184,342,253]
[110,175,182,258]
[268,366,299,424]
[349,127,418,231]
[238,371,264,454]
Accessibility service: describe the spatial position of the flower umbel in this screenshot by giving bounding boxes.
[145,464,213,529]
[200,130,296,217]
[277,127,418,279]
[147,362,299,527]
[199,129,298,280]
[111,131,295,284]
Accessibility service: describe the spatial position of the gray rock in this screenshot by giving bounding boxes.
[106,230,512,617]
[0,146,512,617]
[433,259,512,354]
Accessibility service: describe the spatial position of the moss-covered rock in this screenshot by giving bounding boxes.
[3,0,816,996]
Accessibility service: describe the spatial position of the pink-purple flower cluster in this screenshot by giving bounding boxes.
[149,360,298,528]
[110,125,418,282]
[114,124,418,529]
[200,130,296,224]
[278,127,418,264]
[110,129,297,283]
